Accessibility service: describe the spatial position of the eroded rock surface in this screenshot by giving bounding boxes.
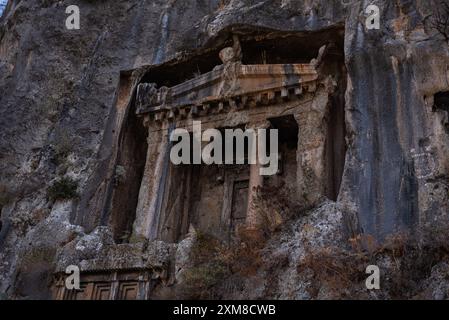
[1,0,449,299]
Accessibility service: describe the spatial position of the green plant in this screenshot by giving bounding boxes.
[47,177,78,201]
[53,129,72,165]
[114,165,126,186]
[177,232,231,299]
[0,184,12,207]
[181,262,229,299]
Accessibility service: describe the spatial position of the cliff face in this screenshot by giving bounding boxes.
[0,0,449,300]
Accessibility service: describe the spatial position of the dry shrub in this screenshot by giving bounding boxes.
[233,226,266,276]
[217,0,230,11]
[20,246,57,268]
[177,183,304,299]
[179,230,267,299]
[253,182,302,234]
[297,233,410,299]
[178,232,230,299]
[431,0,449,42]
[298,225,449,299]
[386,225,449,298]
[298,245,369,299]
[181,263,229,299]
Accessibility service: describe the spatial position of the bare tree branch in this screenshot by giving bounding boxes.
[431,0,449,42]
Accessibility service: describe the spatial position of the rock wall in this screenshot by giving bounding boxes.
[0,0,448,299]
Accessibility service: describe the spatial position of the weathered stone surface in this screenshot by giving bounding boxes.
[135,63,318,115]
[262,201,347,299]
[55,227,175,273]
[174,227,197,280]
[1,0,449,299]
[418,262,449,300]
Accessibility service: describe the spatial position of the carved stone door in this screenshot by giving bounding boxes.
[230,180,249,233]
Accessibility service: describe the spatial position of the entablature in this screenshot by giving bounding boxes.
[135,40,326,123]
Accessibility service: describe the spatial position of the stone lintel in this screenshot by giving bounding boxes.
[135,63,318,119]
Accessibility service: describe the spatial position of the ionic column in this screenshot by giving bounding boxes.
[294,91,329,206]
[132,123,169,240]
[245,120,271,229]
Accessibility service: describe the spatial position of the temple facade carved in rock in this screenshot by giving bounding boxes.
[53,32,347,300]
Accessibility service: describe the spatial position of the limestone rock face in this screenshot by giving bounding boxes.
[0,0,449,299]
[240,201,348,300]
